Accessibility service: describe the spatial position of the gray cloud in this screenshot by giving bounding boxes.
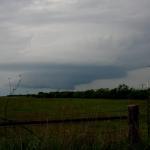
[0,0,150,94]
[0,63,126,89]
[0,0,150,66]
[76,67,150,90]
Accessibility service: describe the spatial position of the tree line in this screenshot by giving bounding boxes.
[23,84,150,99]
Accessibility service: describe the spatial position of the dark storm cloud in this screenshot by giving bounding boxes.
[0,0,150,93]
[0,63,126,89]
[23,65,126,89]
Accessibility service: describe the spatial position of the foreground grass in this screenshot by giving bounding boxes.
[0,97,148,149]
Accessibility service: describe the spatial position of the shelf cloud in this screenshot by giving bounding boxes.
[0,0,150,94]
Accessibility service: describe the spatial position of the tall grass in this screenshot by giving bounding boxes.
[0,97,148,149]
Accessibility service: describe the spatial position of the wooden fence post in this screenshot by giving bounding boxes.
[128,105,140,144]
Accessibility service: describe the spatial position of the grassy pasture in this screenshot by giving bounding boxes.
[0,97,146,120]
[0,97,148,149]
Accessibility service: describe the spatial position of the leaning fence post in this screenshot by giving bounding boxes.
[128,105,140,144]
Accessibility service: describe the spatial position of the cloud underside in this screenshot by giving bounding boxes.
[0,64,126,89]
[76,67,150,90]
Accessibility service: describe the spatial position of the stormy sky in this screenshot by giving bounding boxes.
[0,0,150,95]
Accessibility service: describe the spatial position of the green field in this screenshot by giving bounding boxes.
[0,97,149,150]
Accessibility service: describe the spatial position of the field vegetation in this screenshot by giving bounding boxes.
[0,96,149,149]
